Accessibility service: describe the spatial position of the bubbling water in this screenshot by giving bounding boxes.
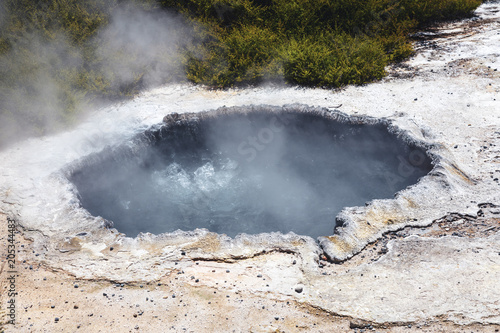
[69,108,433,238]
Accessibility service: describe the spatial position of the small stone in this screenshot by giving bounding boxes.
[257,274,262,278]
[51,305,55,309]
[110,247,114,251]
[74,305,79,309]
[74,284,79,288]
[54,318,59,322]
[295,286,303,293]
[226,270,230,273]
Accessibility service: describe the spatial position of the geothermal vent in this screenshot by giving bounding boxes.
[68,105,433,239]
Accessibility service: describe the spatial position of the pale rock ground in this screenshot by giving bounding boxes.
[1,1,500,332]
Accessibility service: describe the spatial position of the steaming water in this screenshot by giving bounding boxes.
[70,110,433,238]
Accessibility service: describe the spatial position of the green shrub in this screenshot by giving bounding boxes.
[282,33,387,86]
[186,24,283,86]
[168,0,481,87]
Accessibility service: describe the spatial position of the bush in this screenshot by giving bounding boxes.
[168,0,481,87]
[281,34,388,86]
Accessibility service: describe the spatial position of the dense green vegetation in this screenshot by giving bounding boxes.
[162,0,481,86]
[0,0,481,146]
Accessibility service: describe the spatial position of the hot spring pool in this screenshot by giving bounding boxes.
[68,107,433,239]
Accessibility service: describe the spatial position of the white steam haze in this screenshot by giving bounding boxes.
[0,2,192,148]
[94,5,191,90]
[0,33,66,142]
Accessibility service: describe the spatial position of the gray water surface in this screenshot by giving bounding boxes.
[70,110,433,238]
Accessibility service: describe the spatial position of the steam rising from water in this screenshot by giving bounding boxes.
[0,3,191,148]
[69,109,432,238]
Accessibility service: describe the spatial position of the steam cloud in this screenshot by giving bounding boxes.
[0,2,192,148]
[95,5,191,91]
